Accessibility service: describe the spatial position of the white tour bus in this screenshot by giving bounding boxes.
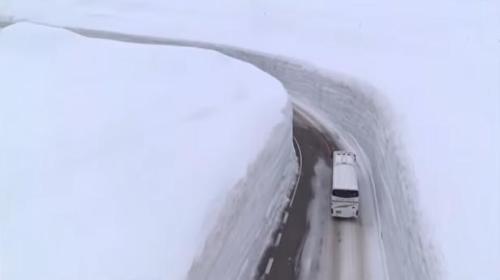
[331,151,359,218]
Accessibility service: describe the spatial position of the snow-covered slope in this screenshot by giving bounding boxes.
[0,23,296,280]
[1,1,499,279]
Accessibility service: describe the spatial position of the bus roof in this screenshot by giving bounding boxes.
[333,151,358,190]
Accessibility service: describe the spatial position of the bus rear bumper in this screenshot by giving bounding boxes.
[331,206,359,218]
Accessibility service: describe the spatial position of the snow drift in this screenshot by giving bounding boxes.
[0,23,296,280]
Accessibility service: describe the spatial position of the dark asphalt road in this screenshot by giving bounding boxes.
[257,110,336,280]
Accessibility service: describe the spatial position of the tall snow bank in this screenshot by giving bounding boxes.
[187,104,296,279]
[0,23,296,280]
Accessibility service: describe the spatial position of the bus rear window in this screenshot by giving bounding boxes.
[332,189,359,198]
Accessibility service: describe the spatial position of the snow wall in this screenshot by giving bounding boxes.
[187,101,297,279]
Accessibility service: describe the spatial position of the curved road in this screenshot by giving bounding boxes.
[256,110,335,280]
[258,108,377,280]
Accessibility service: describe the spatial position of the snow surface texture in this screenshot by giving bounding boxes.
[0,23,296,280]
[2,0,499,278]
